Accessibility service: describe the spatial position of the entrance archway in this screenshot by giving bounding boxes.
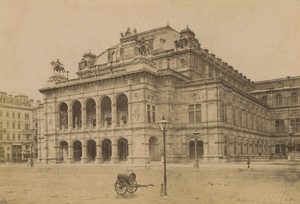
[87,140,96,162]
[189,140,204,158]
[102,139,112,161]
[149,136,159,161]
[0,146,4,162]
[73,140,82,161]
[60,141,68,162]
[118,138,128,161]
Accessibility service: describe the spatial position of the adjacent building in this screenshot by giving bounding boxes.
[37,25,300,164]
[0,92,40,163]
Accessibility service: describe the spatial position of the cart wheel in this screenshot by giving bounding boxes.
[115,179,128,195]
[127,181,138,194]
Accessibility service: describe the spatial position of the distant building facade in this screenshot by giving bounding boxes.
[38,26,300,164]
[0,92,40,163]
[251,77,300,155]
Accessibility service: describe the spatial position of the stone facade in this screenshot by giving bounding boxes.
[0,92,40,163]
[38,25,300,164]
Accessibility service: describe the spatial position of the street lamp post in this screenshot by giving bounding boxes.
[193,130,199,169]
[158,116,170,196]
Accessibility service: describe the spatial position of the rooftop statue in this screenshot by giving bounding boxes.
[51,59,65,74]
[135,37,150,56]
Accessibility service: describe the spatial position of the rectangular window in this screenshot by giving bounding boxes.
[25,114,29,120]
[6,122,9,129]
[12,113,15,118]
[152,106,156,123]
[239,111,242,126]
[7,133,10,140]
[0,133,3,140]
[223,104,227,122]
[0,111,2,117]
[275,120,285,133]
[18,123,21,129]
[25,124,30,130]
[0,122,2,128]
[147,105,156,123]
[291,118,300,133]
[18,134,21,140]
[18,113,21,119]
[147,105,151,123]
[12,123,15,129]
[13,134,15,140]
[189,104,201,124]
[6,112,9,118]
[233,108,236,125]
[26,134,31,141]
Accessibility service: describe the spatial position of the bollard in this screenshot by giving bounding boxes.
[160,183,164,197]
[247,157,250,169]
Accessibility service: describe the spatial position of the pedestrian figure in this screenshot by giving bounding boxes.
[27,158,30,167]
[30,158,34,167]
[247,156,250,168]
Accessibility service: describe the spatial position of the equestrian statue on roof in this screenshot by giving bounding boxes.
[51,59,65,74]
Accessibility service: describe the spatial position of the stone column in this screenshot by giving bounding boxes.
[96,105,101,129]
[68,109,72,131]
[112,103,117,127]
[82,107,86,129]
[68,144,73,164]
[81,143,87,164]
[128,141,133,164]
[96,142,102,164]
[144,138,150,164]
[111,103,117,127]
[111,142,118,163]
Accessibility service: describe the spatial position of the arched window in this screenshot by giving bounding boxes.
[72,101,82,128]
[59,102,68,129]
[118,138,128,161]
[86,99,96,127]
[101,96,112,126]
[116,94,128,125]
[149,137,159,161]
[102,139,112,161]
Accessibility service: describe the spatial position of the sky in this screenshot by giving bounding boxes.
[0,0,300,100]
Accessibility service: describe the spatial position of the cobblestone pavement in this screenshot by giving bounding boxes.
[0,162,300,204]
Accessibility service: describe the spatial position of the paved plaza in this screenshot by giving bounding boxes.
[0,162,300,204]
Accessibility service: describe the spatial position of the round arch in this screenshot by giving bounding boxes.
[149,136,159,161]
[116,94,128,125]
[100,96,112,126]
[58,102,68,129]
[117,138,128,161]
[102,139,112,161]
[87,139,96,162]
[86,98,96,127]
[58,141,68,163]
[189,139,204,159]
[73,140,82,161]
[72,100,82,128]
